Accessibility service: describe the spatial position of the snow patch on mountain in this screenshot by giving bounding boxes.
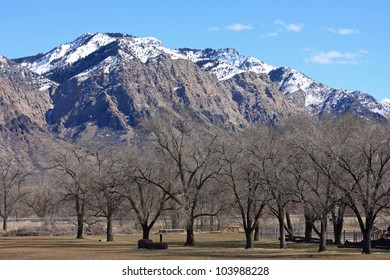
[177,48,275,80]
[272,67,318,94]
[118,36,186,63]
[212,48,247,67]
[0,54,57,93]
[75,55,122,83]
[0,55,8,65]
[380,99,390,116]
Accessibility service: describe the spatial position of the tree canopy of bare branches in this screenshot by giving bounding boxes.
[0,160,30,231]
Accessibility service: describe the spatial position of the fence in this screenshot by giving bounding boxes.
[257,225,373,243]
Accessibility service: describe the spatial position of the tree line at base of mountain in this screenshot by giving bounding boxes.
[1,113,389,254]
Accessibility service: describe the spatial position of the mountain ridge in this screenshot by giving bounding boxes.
[3,32,388,143]
[14,32,388,120]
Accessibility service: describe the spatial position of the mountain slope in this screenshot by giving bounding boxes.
[0,55,70,167]
[0,55,54,128]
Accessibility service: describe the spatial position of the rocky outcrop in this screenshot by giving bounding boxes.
[223,72,301,124]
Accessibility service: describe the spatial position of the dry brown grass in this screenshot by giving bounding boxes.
[1,232,390,260]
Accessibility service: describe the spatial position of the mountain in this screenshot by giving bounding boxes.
[7,32,389,143]
[13,32,301,140]
[0,55,70,167]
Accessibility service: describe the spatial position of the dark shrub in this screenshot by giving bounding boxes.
[145,242,168,250]
[138,239,153,249]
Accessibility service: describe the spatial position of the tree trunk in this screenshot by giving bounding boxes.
[318,217,328,252]
[278,205,286,249]
[210,216,214,231]
[304,213,313,242]
[106,213,114,242]
[171,210,179,229]
[286,211,294,239]
[333,221,343,247]
[76,213,84,239]
[217,217,221,231]
[245,228,254,249]
[2,214,8,231]
[184,220,195,246]
[332,203,345,247]
[350,206,373,254]
[141,223,151,240]
[254,219,260,241]
[362,227,372,254]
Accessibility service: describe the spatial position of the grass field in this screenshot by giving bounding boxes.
[1,232,390,260]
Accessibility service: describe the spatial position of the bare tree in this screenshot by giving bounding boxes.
[285,114,348,249]
[295,168,339,252]
[327,117,390,254]
[287,128,340,251]
[250,128,294,249]
[119,146,172,240]
[22,173,59,226]
[0,160,30,231]
[220,130,269,249]
[89,150,124,242]
[289,114,390,253]
[51,149,95,239]
[139,114,223,246]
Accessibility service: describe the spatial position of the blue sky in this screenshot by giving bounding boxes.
[0,0,389,100]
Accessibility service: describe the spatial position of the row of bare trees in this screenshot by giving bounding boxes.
[1,114,390,254]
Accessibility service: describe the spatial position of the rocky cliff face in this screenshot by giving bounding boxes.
[0,55,69,167]
[0,55,54,128]
[223,72,300,124]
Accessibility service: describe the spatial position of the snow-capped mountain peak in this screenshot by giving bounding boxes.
[25,32,116,75]
[20,32,278,82]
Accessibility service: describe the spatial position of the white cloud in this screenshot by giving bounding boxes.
[306,50,361,65]
[265,19,304,37]
[208,26,220,32]
[274,19,285,26]
[286,23,304,32]
[226,23,253,31]
[325,27,360,35]
[339,28,360,35]
[275,19,304,32]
